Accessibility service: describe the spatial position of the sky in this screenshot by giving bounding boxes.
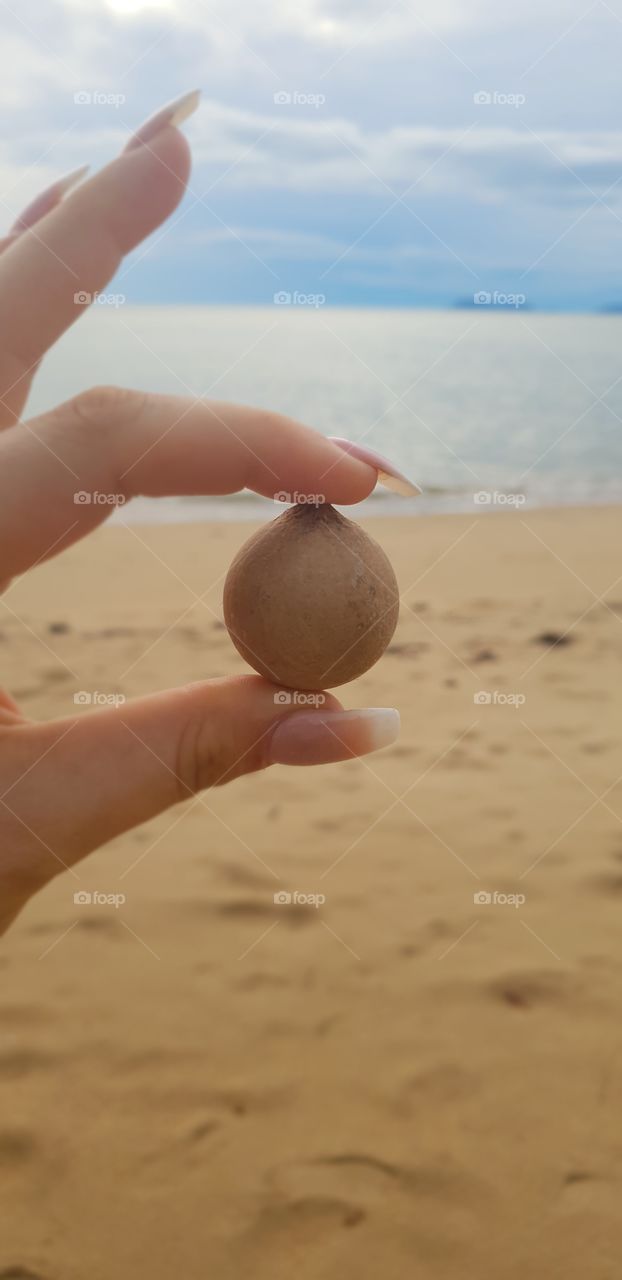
[1,0,621,310]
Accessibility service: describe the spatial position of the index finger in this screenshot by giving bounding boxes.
[0,391,379,583]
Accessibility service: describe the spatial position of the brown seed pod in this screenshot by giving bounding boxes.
[223,503,399,690]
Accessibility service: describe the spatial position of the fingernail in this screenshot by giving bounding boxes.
[124,88,201,153]
[10,164,90,232]
[268,708,400,766]
[329,437,421,497]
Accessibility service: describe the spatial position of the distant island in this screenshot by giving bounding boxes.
[453,296,534,311]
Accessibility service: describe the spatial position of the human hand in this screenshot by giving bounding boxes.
[0,92,403,933]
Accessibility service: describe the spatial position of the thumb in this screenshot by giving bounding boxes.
[7,677,399,870]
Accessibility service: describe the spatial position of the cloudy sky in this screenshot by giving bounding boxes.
[1,0,621,309]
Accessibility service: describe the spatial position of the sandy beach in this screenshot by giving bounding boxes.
[2,502,622,1279]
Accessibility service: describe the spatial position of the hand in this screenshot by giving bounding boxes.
[0,93,400,934]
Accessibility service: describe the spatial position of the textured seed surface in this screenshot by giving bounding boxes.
[223,504,400,690]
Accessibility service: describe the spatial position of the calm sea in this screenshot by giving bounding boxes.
[29,305,622,523]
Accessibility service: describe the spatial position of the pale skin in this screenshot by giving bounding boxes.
[0,107,400,935]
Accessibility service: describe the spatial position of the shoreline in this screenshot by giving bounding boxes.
[109,491,622,527]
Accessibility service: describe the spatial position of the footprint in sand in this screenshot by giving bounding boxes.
[471,648,497,663]
[0,1047,55,1079]
[183,1118,221,1144]
[489,969,579,1009]
[558,1170,619,1217]
[398,1062,478,1106]
[584,871,622,895]
[384,743,418,758]
[0,1004,51,1028]
[181,896,318,928]
[533,630,574,647]
[75,915,123,936]
[233,971,289,991]
[0,1269,49,1279]
[209,1085,293,1117]
[257,1149,487,1246]
[215,862,273,890]
[0,1129,37,1166]
[268,1152,475,1200]
[251,1195,366,1237]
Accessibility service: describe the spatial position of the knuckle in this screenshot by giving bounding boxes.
[68,385,146,429]
[41,386,148,494]
[173,685,259,796]
[174,706,227,797]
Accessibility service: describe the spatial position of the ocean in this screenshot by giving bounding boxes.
[29,304,622,523]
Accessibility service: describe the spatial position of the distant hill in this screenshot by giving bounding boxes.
[453,296,534,311]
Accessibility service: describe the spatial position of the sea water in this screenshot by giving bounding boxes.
[28,304,622,523]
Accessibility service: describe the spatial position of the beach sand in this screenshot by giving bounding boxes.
[1,504,622,1278]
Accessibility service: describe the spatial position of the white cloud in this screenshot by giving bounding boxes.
[189,101,622,206]
[1,0,620,302]
[59,0,602,43]
[189,224,440,263]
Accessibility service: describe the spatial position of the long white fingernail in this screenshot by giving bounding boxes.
[124,89,201,152]
[329,437,421,497]
[269,707,400,765]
